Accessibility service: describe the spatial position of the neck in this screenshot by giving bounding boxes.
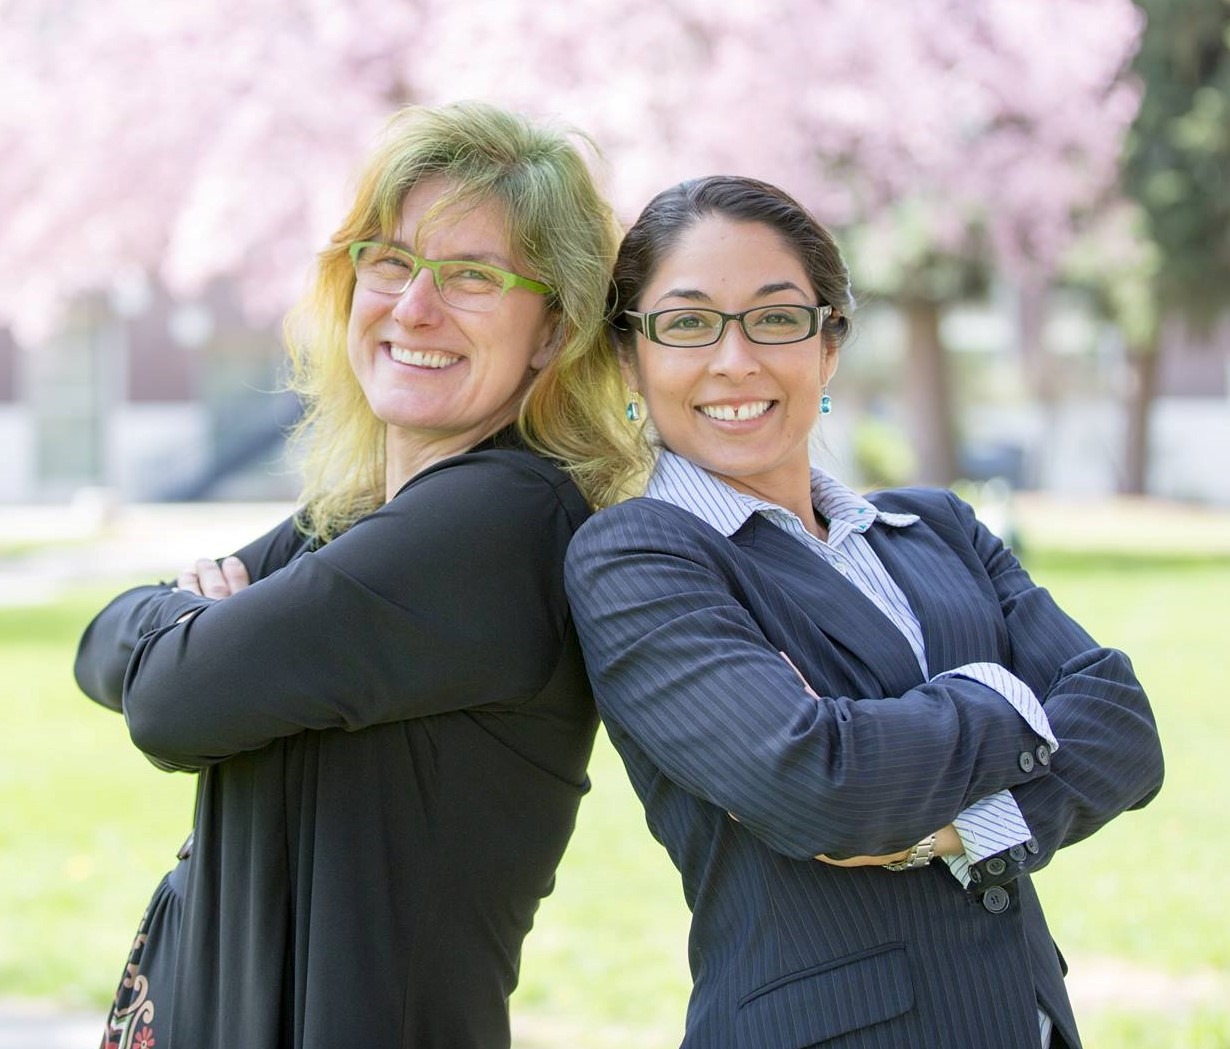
[384,416,515,501]
[719,473,823,540]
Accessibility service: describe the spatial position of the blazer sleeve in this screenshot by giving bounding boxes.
[922,490,1164,886]
[121,452,582,771]
[73,514,305,713]
[564,500,1057,861]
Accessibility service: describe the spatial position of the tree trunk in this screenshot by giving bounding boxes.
[1122,329,1161,495]
[1016,277,1055,403]
[901,296,960,485]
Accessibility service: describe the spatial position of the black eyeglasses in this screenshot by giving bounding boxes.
[623,304,831,347]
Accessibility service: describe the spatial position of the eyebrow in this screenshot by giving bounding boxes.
[390,241,513,268]
[652,280,809,307]
[445,251,514,267]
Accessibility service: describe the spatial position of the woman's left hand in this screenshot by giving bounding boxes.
[176,556,251,599]
[815,825,961,867]
[815,850,911,867]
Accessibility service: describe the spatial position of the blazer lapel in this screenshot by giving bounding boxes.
[733,516,925,695]
[864,520,1005,674]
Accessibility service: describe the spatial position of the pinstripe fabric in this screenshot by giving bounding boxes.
[647,456,1047,871]
[647,454,1058,1042]
[566,475,1163,1049]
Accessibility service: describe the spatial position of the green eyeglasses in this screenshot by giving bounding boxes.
[624,303,832,347]
[348,241,552,313]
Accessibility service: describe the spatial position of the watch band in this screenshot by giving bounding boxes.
[882,832,938,871]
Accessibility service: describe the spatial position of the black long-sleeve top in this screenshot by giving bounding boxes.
[75,432,598,1049]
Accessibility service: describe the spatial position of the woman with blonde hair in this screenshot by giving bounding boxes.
[76,101,623,1049]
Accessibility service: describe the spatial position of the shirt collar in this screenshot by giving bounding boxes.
[645,449,919,538]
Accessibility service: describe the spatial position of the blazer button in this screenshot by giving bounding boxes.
[985,857,1007,877]
[1036,744,1052,766]
[1018,751,1035,773]
[1008,844,1027,862]
[968,866,983,884]
[1025,837,1040,854]
[982,887,1010,914]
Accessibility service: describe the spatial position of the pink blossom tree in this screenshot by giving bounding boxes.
[0,0,1143,482]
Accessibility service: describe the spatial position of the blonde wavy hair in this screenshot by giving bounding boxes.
[284,101,636,542]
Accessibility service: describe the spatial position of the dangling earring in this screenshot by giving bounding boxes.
[625,390,641,422]
[819,387,833,415]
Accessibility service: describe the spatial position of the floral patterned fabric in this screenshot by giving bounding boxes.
[100,855,187,1049]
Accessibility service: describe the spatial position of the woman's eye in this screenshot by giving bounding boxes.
[757,311,802,328]
[370,252,412,274]
[444,265,502,287]
[663,312,715,331]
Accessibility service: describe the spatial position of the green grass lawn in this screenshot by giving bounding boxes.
[1,548,1227,1048]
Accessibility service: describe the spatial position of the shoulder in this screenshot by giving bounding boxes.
[576,494,722,536]
[569,495,734,563]
[868,486,1004,573]
[867,485,978,536]
[392,447,592,536]
[867,485,964,519]
[470,447,587,505]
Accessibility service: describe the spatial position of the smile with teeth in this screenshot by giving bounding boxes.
[388,344,461,369]
[698,401,773,422]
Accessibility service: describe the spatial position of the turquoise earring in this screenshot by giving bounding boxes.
[625,391,641,422]
[819,387,832,415]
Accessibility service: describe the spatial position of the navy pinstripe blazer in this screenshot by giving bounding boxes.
[565,486,1163,1049]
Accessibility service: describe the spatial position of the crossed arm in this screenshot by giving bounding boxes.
[75,455,577,771]
[565,493,1162,874]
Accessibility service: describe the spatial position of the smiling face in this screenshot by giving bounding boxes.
[625,215,838,508]
[347,177,555,481]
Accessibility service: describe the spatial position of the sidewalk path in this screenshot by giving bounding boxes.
[4,490,1229,607]
[0,999,101,1049]
[0,498,295,605]
[3,492,1229,609]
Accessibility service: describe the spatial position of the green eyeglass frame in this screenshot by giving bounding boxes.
[348,240,552,306]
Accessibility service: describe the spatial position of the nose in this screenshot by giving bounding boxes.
[707,320,760,380]
[390,268,441,325]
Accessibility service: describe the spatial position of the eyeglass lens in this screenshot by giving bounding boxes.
[353,244,510,312]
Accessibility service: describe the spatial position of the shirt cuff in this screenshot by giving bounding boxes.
[942,791,1034,888]
[933,662,1058,751]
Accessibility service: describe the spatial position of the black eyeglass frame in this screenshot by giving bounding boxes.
[622,303,833,347]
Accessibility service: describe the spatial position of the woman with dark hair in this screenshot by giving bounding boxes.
[563,174,1163,1048]
[75,101,623,1049]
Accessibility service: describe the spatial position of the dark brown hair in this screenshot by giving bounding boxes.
[609,175,854,360]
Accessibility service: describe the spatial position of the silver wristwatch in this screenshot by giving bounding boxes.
[882,833,938,871]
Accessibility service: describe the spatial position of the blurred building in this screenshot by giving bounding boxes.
[0,279,301,505]
[0,287,1227,507]
[825,292,1230,507]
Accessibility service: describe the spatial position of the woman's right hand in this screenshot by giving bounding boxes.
[176,556,251,599]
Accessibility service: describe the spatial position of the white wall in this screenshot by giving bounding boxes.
[107,403,211,501]
[0,407,33,502]
[967,396,1230,506]
[1149,399,1230,506]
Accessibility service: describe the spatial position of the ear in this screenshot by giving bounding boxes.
[821,342,840,387]
[618,355,640,394]
[530,319,566,372]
